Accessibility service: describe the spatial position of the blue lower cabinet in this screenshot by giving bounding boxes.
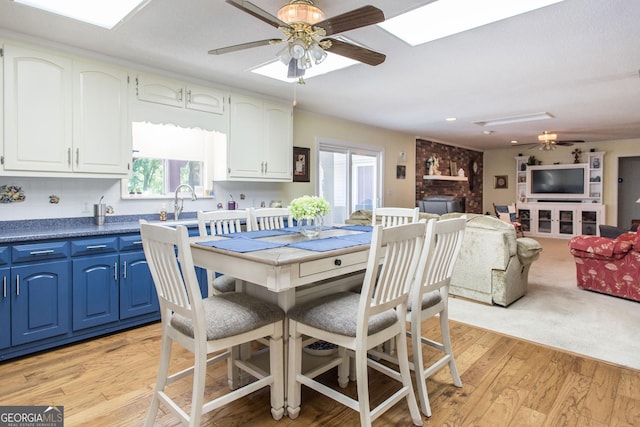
[72,255,119,331]
[119,251,159,319]
[11,260,70,346]
[0,267,9,350]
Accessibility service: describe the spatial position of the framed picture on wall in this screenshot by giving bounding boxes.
[396,165,406,179]
[494,175,508,189]
[293,146,310,182]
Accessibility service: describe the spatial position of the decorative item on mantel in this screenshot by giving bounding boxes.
[290,195,330,238]
[425,155,442,176]
[572,148,582,164]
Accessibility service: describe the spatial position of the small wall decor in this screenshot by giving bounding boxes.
[293,146,310,182]
[396,165,406,179]
[0,185,26,203]
[494,175,508,189]
[49,195,60,204]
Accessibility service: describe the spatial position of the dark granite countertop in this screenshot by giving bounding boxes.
[0,212,199,244]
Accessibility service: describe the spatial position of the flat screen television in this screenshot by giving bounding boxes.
[526,164,589,200]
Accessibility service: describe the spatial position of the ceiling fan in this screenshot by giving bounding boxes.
[529,131,586,150]
[209,0,386,80]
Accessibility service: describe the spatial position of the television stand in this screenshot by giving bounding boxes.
[516,202,604,238]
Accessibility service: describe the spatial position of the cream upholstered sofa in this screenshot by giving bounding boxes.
[345,210,542,306]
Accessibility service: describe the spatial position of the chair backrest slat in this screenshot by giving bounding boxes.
[248,207,293,231]
[372,207,420,228]
[141,222,203,325]
[361,222,426,327]
[197,209,251,237]
[414,217,466,299]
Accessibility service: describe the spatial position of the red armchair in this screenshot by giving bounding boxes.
[569,229,640,302]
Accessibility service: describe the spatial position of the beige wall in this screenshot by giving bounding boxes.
[483,138,640,224]
[282,109,417,209]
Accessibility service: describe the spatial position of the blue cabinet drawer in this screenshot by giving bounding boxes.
[0,247,8,266]
[12,241,69,263]
[119,235,144,252]
[71,237,118,256]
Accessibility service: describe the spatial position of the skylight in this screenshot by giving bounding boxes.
[13,0,150,29]
[252,53,359,83]
[378,0,564,46]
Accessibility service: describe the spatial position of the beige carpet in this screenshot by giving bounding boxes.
[447,237,640,370]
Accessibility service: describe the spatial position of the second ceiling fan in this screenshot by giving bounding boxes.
[529,131,585,150]
[209,0,386,79]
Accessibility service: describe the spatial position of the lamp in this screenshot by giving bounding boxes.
[275,0,331,80]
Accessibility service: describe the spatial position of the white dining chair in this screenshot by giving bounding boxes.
[372,206,420,227]
[286,222,426,427]
[140,221,285,426]
[197,209,251,294]
[370,217,466,417]
[248,207,293,231]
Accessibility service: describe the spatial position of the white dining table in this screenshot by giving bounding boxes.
[189,225,374,406]
[189,226,373,311]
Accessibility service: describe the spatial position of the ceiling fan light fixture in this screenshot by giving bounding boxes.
[289,39,307,59]
[538,131,558,143]
[297,53,312,70]
[308,42,327,64]
[276,44,292,65]
[277,0,325,25]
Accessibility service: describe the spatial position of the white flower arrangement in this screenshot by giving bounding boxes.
[289,195,330,220]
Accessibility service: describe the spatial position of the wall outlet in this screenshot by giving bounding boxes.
[81,202,90,213]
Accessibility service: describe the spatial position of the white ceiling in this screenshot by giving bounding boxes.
[1,0,639,150]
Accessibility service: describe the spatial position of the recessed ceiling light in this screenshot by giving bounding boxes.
[483,130,494,135]
[379,0,564,46]
[252,53,358,82]
[445,117,457,122]
[511,140,519,144]
[13,0,150,29]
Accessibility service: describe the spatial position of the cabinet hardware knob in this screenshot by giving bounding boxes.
[334,259,342,266]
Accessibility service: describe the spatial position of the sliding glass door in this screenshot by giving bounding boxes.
[318,141,382,225]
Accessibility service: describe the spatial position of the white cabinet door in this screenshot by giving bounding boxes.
[135,73,184,108]
[228,95,264,178]
[186,83,225,114]
[73,61,131,174]
[225,95,292,181]
[136,74,225,115]
[3,45,72,172]
[263,101,292,180]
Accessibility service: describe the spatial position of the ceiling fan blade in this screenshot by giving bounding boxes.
[208,39,283,55]
[558,140,586,144]
[323,38,386,66]
[315,5,385,36]
[225,0,290,29]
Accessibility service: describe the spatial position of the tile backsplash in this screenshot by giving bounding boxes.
[0,177,286,221]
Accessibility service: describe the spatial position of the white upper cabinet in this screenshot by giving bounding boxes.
[135,73,225,114]
[2,43,131,177]
[73,60,131,174]
[223,94,292,181]
[3,44,73,173]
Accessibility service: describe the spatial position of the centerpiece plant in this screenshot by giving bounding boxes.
[290,195,330,237]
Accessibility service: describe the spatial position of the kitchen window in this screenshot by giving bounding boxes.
[121,121,224,198]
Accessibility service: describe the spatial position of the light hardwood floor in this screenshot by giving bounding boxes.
[1,318,639,426]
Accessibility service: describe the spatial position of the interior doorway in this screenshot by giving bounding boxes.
[617,156,640,227]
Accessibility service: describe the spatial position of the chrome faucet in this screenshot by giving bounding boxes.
[173,184,197,220]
